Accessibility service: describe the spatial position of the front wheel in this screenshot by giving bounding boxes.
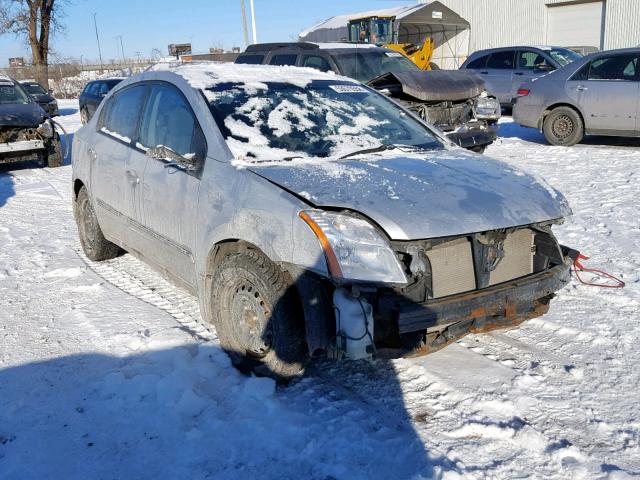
[80,107,89,125]
[46,134,63,168]
[543,106,584,146]
[209,247,308,380]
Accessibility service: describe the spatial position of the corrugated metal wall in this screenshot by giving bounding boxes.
[422,0,639,67]
[603,0,640,48]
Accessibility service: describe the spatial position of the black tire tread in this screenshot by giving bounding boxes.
[74,186,121,262]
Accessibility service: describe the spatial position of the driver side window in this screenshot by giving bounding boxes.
[138,83,207,167]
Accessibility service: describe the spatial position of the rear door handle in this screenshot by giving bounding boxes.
[514,72,524,76]
[576,85,588,91]
[480,71,489,74]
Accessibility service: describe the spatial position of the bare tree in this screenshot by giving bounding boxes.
[0,0,64,85]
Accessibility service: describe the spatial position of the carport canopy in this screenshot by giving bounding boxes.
[299,1,470,46]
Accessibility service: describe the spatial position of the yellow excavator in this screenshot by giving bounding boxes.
[347,16,436,70]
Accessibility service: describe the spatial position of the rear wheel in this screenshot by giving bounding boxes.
[543,106,584,146]
[74,186,121,261]
[209,247,308,380]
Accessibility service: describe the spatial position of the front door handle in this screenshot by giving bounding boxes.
[480,71,489,74]
[125,169,140,185]
[576,85,588,91]
[514,72,524,76]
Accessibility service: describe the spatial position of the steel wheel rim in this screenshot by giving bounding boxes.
[552,114,574,140]
[230,282,272,357]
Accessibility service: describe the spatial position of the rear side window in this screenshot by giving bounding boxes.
[487,51,515,70]
[236,54,265,65]
[99,85,147,142]
[138,83,206,161]
[587,54,638,81]
[97,82,110,96]
[269,54,298,66]
[466,54,488,69]
[302,55,331,72]
[517,50,550,70]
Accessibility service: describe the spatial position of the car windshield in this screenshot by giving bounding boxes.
[332,50,419,83]
[548,48,582,66]
[22,83,47,95]
[206,79,441,162]
[0,81,31,105]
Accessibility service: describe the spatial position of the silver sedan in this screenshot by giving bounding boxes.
[72,63,574,379]
[513,48,640,146]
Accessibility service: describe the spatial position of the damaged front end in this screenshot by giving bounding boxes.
[364,223,575,357]
[368,70,500,152]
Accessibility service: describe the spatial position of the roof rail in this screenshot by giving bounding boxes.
[245,42,319,53]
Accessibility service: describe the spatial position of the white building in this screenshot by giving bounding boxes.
[300,0,640,69]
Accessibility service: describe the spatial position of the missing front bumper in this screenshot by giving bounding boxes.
[379,255,573,357]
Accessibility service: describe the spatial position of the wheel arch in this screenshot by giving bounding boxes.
[540,103,585,131]
[73,178,85,200]
[203,238,335,357]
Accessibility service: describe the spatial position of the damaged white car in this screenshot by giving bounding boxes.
[72,64,576,379]
[0,75,62,168]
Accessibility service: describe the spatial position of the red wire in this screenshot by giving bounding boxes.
[571,253,626,289]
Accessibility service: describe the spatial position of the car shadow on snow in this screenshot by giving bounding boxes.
[0,169,16,208]
[57,107,78,116]
[0,342,457,479]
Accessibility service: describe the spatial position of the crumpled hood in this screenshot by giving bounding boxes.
[368,70,486,102]
[248,150,571,240]
[0,103,45,127]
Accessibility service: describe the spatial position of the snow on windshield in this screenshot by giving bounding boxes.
[205,80,440,164]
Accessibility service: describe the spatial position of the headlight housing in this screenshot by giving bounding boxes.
[36,120,54,138]
[475,94,501,121]
[299,210,407,285]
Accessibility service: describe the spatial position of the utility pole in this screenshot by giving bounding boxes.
[93,13,104,70]
[249,0,257,44]
[240,0,249,47]
[118,35,126,62]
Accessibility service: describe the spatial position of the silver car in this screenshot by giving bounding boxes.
[461,46,582,106]
[513,48,640,146]
[72,63,575,379]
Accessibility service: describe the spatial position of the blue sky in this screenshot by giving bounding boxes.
[0,0,405,66]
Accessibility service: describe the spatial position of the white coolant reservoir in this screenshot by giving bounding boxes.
[333,287,374,360]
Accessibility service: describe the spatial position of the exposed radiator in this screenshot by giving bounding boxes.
[423,229,535,299]
[489,229,535,286]
[425,237,476,298]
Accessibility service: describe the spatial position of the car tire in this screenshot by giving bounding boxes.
[80,107,89,125]
[543,106,584,146]
[209,247,308,381]
[74,186,121,261]
[46,134,63,168]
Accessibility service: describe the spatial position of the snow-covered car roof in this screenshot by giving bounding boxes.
[151,62,351,91]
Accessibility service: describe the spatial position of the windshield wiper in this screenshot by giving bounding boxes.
[338,144,398,160]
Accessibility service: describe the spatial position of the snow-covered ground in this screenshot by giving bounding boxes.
[0,100,638,479]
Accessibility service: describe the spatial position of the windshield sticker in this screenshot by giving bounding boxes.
[328,85,368,94]
[385,52,404,58]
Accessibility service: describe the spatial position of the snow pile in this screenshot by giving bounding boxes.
[0,105,639,479]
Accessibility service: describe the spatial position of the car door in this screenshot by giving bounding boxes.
[134,82,208,288]
[90,83,149,249]
[513,50,555,95]
[567,53,639,134]
[480,50,516,105]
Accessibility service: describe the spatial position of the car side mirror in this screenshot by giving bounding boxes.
[146,145,197,171]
